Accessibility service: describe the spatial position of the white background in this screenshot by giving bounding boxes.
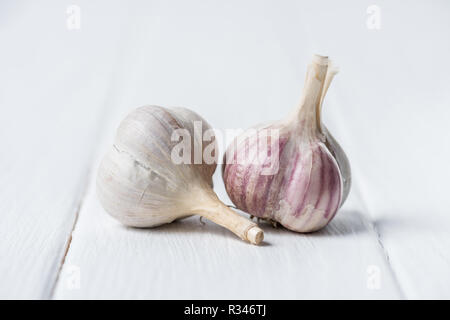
[0,0,449,299]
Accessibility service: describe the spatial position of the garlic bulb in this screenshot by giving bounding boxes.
[97,105,264,244]
[222,55,351,232]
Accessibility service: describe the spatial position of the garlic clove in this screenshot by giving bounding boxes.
[318,60,351,205]
[97,105,264,244]
[323,128,351,205]
[222,55,351,233]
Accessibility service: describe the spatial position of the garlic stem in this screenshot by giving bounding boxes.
[320,60,339,109]
[189,190,264,245]
[318,60,339,134]
[294,54,329,135]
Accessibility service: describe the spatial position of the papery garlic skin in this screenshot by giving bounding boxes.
[97,106,214,227]
[323,128,351,205]
[318,61,352,204]
[97,105,264,244]
[223,55,350,232]
[223,127,343,232]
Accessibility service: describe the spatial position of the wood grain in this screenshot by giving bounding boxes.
[0,1,127,298]
[55,1,402,299]
[53,166,401,298]
[2,1,450,299]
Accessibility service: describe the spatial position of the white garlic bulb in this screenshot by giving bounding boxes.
[223,55,351,233]
[97,105,264,244]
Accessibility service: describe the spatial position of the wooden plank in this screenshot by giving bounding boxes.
[320,2,450,299]
[5,0,447,299]
[0,1,127,298]
[54,166,401,299]
[53,1,401,299]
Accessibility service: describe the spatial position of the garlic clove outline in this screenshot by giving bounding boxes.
[222,55,351,233]
[317,60,351,204]
[97,105,264,245]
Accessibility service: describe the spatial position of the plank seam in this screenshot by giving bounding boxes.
[326,90,406,299]
[48,169,91,299]
[47,47,128,297]
[353,178,406,299]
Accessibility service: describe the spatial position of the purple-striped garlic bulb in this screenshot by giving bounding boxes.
[97,105,264,244]
[222,55,351,232]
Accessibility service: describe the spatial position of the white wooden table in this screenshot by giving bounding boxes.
[1,0,449,299]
